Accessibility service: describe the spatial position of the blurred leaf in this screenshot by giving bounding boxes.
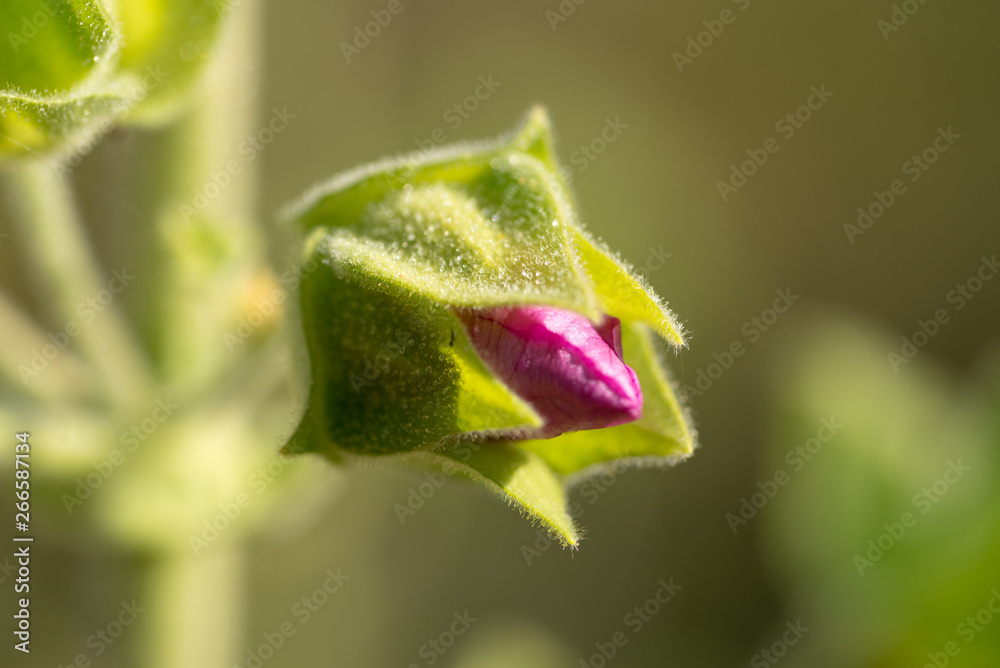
[0,0,115,90]
[761,314,1000,668]
[0,0,128,156]
[114,0,228,123]
[0,0,235,157]
[451,619,575,668]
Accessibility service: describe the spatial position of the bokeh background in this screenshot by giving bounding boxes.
[3,0,1000,666]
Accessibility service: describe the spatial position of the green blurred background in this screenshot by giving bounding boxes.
[3,0,1000,666]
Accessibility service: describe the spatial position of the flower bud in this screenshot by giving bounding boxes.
[454,306,642,438]
[282,107,696,545]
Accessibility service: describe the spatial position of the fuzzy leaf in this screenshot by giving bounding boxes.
[0,85,138,157]
[572,230,686,347]
[0,0,234,157]
[114,0,228,123]
[289,148,603,322]
[0,0,127,156]
[1,0,115,91]
[285,235,542,458]
[399,441,579,546]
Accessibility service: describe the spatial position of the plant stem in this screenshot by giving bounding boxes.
[140,548,246,668]
[138,0,266,391]
[0,159,154,411]
[0,289,93,401]
[134,1,266,666]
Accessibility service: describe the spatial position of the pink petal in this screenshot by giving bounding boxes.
[454,305,643,438]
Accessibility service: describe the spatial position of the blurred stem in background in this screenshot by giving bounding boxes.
[132,0,266,664]
[0,160,154,411]
[2,1,269,666]
[143,548,246,668]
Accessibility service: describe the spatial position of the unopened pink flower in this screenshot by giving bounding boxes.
[454,305,643,438]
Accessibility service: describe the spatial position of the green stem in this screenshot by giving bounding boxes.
[138,0,266,392]
[0,159,154,411]
[140,549,246,668]
[134,2,266,666]
[0,289,93,401]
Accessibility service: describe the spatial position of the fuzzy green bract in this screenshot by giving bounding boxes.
[0,0,123,156]
[284,108,696,546]
[0,0,228,157]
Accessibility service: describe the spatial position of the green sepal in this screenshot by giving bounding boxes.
[396,440,580,547]
[286,236,541,458]
[0,0,127,157]
[521,322,695,477]
[113,0,229,124]
[572,229,686,347]
[283,108,695,541]
[287,145,604,323]
[0,0,116,92]
[0,0,235,157]
[0,86,131,157]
